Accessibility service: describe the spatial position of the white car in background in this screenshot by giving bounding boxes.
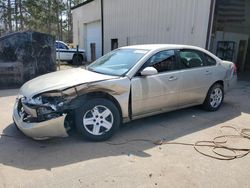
[55,40,86,65]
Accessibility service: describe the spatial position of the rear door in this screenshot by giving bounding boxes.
[131,50,181,117]
[177,49,214,106]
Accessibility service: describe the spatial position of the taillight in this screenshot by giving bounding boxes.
[232,64,237,75]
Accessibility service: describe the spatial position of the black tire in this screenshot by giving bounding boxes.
[75,98,121,141]
[72,54,83,65]
[202,83,224,111]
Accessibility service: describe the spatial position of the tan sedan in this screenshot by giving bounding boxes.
[13,44,237,141]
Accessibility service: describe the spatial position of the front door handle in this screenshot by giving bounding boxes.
[168,76,178,81]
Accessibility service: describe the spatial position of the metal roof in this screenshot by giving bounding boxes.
[71,0,95,10]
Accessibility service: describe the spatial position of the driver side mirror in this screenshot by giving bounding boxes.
[140,67,158,76]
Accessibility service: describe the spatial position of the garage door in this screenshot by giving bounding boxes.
[86,21,102,62]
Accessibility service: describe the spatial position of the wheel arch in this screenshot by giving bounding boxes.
[203,80,224,103]
[207,80,224,94]
[73,53,83,58]
[69,91,123,121]
[72,53,85,64]
[213,80,224,88]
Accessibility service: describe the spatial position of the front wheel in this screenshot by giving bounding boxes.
[202,83,224,111]
[75,98,121,141]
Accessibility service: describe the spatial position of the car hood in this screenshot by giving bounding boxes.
[20,68,117,98]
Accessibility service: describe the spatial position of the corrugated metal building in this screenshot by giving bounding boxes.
[103,0,211,52]
[72,0,250,72]
[72,0,212,61]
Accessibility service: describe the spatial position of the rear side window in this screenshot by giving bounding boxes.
[179,50,205,69]
[146,50,177,73]
[205,54,217,66]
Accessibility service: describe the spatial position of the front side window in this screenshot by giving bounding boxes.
[87,49,149,76]
[179,50,205,69]
[146,50,176,73]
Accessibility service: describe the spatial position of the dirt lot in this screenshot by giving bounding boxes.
[1,78,250,188]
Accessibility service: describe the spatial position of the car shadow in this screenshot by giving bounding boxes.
[0,81,250,171]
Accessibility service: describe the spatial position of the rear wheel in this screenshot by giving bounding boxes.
[72,54,83,65]
[202,83,224,111]
[75,98,120,141]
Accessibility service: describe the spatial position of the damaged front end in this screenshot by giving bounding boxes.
[13,74,131,140]
[13,90,74,140]
[12,65,130,140]
[20,91,68,122]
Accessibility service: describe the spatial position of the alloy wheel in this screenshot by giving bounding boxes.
[210,88,223,108]
[83,105,114,136]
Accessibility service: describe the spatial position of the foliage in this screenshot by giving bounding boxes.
[0,0,82,42]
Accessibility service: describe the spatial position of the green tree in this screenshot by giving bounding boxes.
[0,0,83,41]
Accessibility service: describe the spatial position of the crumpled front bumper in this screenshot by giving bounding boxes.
[13,100,68,140]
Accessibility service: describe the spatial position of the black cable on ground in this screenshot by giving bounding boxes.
[2,126,250,160]
[106,126,250,160]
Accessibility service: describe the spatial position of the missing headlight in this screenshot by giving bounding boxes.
[20,91,70,121]
[36,106,54,116]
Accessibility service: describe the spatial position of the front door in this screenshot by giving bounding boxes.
[131,50,180,117]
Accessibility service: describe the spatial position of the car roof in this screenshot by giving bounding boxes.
[120,44,221,63]
[120,44,206,52]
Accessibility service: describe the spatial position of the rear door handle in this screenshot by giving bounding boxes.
[168,76,178,81]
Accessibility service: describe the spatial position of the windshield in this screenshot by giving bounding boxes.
[87,49,149,76]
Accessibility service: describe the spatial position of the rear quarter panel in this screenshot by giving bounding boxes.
[221,61,238,92]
